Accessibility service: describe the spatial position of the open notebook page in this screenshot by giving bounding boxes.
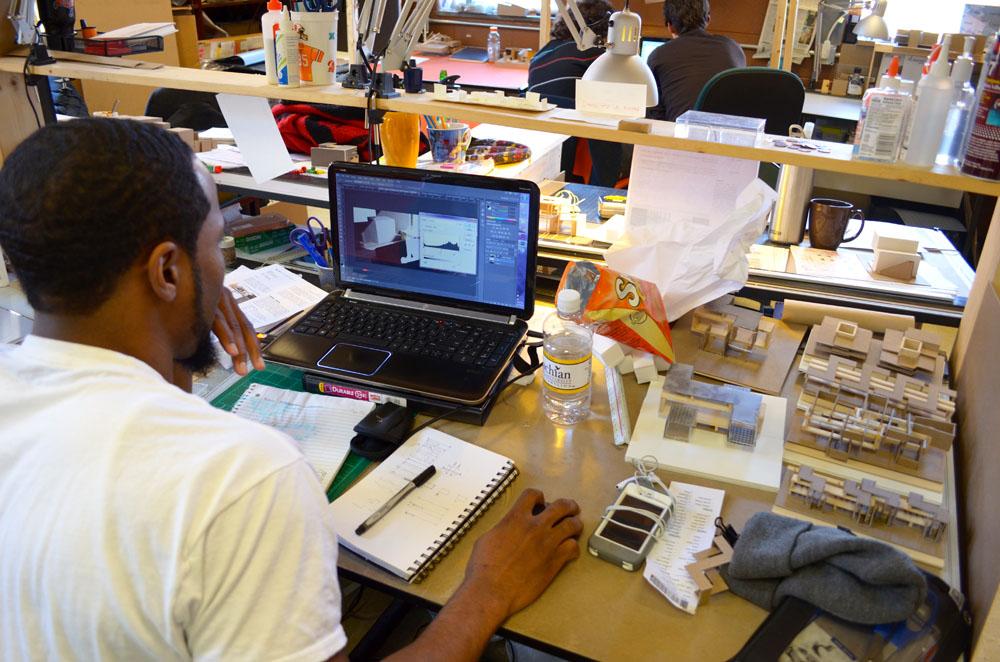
[329,428,514,580]
[231,383,374,488]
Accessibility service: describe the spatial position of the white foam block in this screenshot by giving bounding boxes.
[633,353,658,384]
[593,335,625,368]
[618,354,635,375]
[625,377,787,492]
[872,230,919,254]
[653,355,670,372]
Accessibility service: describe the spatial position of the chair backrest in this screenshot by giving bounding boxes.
[694,67,806,137]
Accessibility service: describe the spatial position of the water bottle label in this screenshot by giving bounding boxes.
[543,351,592,394]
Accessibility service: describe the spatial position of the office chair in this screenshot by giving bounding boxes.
[693,67,805,137]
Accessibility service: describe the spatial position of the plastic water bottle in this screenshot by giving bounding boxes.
[487,26,502,63]
[542,290,593,425]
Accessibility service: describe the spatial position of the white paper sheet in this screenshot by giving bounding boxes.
[789,246,870,281]
[748,244,790,273]
[607,147,774,320]
[224,264,328,330]
[232,383,374,488]
[197,144,247,170]
[574,80,647,118]
[643,482,726,615]
[216,94,296,184]
[92,22,177,40]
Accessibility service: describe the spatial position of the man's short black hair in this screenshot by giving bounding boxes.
[664,0,710,34]
[0,118,211,315]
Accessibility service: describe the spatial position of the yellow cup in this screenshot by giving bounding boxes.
[381,112,420,168]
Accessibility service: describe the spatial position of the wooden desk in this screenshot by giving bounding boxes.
[802,92,861,123]
[412,55,529,91]
[336,356,773,660]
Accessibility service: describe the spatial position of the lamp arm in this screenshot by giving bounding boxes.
[552,0,600,51]
[382,0,437,70]
[357,0,390,55]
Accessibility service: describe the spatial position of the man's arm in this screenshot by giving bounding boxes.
[328,489,582,662]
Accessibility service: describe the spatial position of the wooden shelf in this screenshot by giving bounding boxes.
[873,42,985,65]
[4,55,999,196]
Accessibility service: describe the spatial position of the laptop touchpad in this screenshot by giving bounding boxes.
[317,343,391,376]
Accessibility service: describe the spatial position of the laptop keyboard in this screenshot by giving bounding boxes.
[292,298,521,367]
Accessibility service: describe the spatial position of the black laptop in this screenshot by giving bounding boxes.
[264,163,539,406]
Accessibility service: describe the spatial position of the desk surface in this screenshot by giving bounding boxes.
[803,92,862,123]
[414,55,529,91]
[336,354,774,660]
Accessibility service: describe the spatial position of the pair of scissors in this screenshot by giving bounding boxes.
[289,217,332,267]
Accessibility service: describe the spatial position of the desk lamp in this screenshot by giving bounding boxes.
[812,0,889,87]
[553,0,658,106]
[344,0,436,96]
[854,0,889,41]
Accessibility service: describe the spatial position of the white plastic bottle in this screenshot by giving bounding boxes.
[542,290,593,425]
[262,0,283,85]
[853,56,911,163]
[487,26,501,63]
[937,37,977,167]
[276,7,300,88]
[905,36,954,167]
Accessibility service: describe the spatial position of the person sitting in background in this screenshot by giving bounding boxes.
[528,0,624,187]
[647,0,745,122]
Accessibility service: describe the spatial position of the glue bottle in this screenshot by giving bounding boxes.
[853,56,911,162]
[276,7,300,88]
[937,37,977,167]
[543,289,593,425]
[905,36,954,167]
[262,0,283,85]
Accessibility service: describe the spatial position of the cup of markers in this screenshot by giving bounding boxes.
[426,117,471,164]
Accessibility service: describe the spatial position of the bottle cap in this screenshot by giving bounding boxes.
[220,236,236,249]
[267,0,281,9]
[927,35,952,80]
[878,56,901,90]
[556,289,582,314]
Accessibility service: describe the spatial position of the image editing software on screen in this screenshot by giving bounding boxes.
[335,173,531,311]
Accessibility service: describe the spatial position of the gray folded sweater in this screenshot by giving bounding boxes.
[721,512,927,624]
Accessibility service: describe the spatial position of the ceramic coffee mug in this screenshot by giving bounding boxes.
[428,123,471,164]
[807,198,865,251]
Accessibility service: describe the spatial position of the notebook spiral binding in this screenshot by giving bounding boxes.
[407,463,519,583]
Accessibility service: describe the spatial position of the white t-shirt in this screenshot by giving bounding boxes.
[0,336,347,661]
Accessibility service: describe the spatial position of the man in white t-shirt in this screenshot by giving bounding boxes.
[0,119,583,661]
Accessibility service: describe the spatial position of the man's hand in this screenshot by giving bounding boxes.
[463,489,583,619]
[212,286,265,376]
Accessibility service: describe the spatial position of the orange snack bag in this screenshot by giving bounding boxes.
[557,261,674,363]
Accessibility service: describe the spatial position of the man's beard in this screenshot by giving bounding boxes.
[176,267,217,374]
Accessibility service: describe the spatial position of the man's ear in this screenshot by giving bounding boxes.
[146,241,183,303]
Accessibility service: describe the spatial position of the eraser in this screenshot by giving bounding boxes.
[633,353,657,384]
[593,335,625,368]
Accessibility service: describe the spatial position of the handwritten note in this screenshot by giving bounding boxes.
[643,482,725,615]
[575,80,647,118]
[231,383,374,488]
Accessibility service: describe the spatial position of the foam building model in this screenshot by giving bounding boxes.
[690,307,774,362]
[660,364,764,448]
[793,317,956,475]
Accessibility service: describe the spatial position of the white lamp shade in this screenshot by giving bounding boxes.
[582,52,660,107]
[855,0,889,41]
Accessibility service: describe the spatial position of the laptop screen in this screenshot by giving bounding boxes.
[330,166,537,317]
[640,37,669,62]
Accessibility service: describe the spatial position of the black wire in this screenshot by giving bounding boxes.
[23,23,43,128]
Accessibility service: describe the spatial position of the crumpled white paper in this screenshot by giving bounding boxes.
[606,178,777,321]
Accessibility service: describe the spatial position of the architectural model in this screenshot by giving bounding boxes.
[690,308,774,362]
[685,535,733,606]
[660,364,764,448]
[432,84,555,112]
[791,317,956,482]
[774,462,948,567]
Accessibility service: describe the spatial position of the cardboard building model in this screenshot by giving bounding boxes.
[660,364,764,448]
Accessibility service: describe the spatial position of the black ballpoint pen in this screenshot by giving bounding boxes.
[355,465,437,535]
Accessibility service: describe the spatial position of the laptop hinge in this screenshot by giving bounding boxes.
[344,290,518,325]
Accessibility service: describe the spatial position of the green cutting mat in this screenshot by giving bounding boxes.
[210,363,371,502]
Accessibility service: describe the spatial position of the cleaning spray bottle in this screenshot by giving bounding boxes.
[276,6,300,88]
[905,36,954,167]
[854,56,912,162]
[961,49,1000,180]
[261,0,283,85]
[937,37,977,167]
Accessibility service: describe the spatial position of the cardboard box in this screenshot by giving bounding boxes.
[831,79,850,97]
[838,42,873,68]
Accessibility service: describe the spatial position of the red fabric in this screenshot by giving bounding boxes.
[271,103,372,161]
[572,137,592,184]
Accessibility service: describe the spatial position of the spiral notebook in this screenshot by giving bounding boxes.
[329,428,517,582]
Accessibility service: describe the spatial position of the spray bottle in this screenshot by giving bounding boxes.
[937,37,977,167]
[854,56,911,162]
[276,7,300,88]
[961,52,1000,180]
[905,36,954,167]
[261,0,283,85]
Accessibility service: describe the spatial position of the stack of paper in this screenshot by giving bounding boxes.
[224,264,328,331]
[91,23,178,40]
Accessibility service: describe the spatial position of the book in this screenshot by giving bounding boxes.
[231,383,374,488]
[301,373,407,407]
[329,428,518,582]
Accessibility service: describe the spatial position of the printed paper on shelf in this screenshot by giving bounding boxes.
[575,80,647,119]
